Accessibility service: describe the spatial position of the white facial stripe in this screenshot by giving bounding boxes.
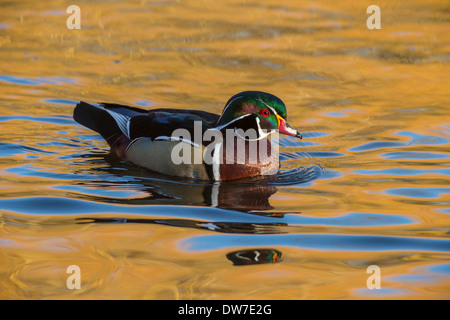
[213,113,251,130]
[257,99,277,115]
[216,95,243,124]
[267,106,277,115]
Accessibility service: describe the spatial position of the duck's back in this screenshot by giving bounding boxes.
[127,107,219,141]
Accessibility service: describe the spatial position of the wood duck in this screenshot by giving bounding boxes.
[73,91,302,181]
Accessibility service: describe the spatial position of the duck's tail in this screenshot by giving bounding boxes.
[74,102,148,159]
[73,102,121,145]
[74,102,145,144]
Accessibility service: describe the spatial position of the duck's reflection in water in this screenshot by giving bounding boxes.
[74,154,296,265]
[75,182,287,234]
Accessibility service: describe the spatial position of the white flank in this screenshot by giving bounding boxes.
[125,137,146,153]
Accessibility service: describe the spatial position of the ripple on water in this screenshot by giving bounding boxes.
[348,131,449,154]
[0,143,57,157]
[178,234,450,253]
[42,99,79,105]
[396,131,449,145]
[0,194,416,231]
[0,75,77,86]
[382,152,450,160]
[352,168,450,176]
[386,188,450,199]
[0,115,76,125]
[353,287,413,298]
[349,141,406,152]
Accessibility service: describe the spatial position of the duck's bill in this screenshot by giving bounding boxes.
[276,115,302,139]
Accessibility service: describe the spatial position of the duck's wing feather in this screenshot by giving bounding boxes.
[128,109,220,141]
[73,102,126,146]
[100,103,148,117]
[74,102,220,146]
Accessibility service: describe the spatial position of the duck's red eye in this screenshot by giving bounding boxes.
[260,109,270,117]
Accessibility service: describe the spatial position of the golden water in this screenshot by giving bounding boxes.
[0,0,449,299]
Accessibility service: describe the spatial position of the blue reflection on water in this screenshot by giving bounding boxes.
[383,152,450,159]
[387,188,450,199]
[396,131,448,145]
[0,143,57,157]
[354,287,412,297]
[282,212,415,226]
[352,168,450,176]
[306,151,345,158]
[389,274,436,283]
[323,111,346,117]
[349,130,448,153]
[349,141,405,152]
[0,115,75,125]
[428,263,450,274]
[0,196,415,227]
[0,75,77,86]
[179,234,450,253]
[384,262,450,287]
[43,99,79,105]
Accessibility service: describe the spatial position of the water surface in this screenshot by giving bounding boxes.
[0,0,449,299]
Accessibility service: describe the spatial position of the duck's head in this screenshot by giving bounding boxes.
[216,91,302,139]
